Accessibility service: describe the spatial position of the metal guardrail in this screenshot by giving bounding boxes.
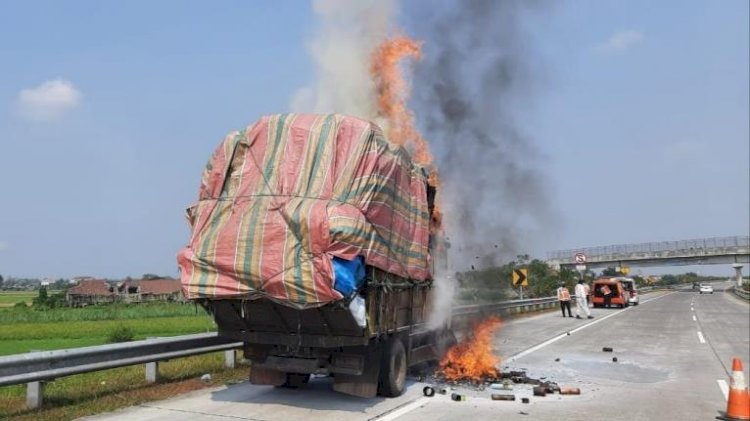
[0,333,242,408]
[733,285,750,301]
[0,333,241,387]
[547,236,750,261]
[452,296,558,318]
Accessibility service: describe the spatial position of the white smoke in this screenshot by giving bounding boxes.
[290,0,396,119]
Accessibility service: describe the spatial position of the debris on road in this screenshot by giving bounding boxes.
[555,358,561,362]
[423,386,435,397]
[612,357,619,363]
[489,381,512,390]
[602,347,614,352]
[200,374,212,383]
[426,366,583,402]
[451,393,467,401]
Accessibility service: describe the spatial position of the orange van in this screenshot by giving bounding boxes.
[592,278,630,309]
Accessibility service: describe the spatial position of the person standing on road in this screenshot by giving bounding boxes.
[556,282,573,317]
[575,279,593,319]
[600,283,612,308]
[583,281,591,307]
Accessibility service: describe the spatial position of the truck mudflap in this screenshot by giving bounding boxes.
[332,343,383,398]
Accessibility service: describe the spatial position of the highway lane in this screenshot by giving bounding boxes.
[692,281,750,389]
[83,289,749,421]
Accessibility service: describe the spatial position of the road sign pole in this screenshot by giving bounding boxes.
[519,285,523,300]
[575,264,586,281]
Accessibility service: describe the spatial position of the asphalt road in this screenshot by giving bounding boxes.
[83,285,749,421]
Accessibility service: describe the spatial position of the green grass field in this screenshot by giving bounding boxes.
[0,291,40,307]
[0,302,217,356]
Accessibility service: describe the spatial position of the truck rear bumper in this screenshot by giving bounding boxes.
[253,353,366,376]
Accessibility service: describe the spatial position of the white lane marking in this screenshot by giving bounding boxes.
[697,331,706,343]
[691,307,694,312]
[373,397,431,421]
[692,315,697,321]
[718,379,729,400]
[506,292,674,362]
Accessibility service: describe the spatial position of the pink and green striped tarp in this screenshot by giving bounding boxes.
[177,114,431,308]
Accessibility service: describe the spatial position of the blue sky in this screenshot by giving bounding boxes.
[1,1,747,279]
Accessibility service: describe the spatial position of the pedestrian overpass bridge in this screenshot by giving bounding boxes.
[547,236,750,270]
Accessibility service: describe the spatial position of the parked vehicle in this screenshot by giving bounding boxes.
[591,278,630,308]
[699,284,714,294]
[617,277,639,305]
[178,114,453,398]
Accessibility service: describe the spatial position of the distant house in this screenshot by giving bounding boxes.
[116,278,184,303]
[140,278,184,302]
[66,280,114,307]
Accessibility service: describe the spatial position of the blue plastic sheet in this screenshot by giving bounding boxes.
[333,256,365,298]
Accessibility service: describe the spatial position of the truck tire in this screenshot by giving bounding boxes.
[378,337,407,397]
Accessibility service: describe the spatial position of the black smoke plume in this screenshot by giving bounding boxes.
[408,0,558,270]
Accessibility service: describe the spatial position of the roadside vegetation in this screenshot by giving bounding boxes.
[455,255,575,303]
[0,301,215,356]
[0,291,60,308]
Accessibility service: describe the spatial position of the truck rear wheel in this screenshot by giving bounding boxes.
[378,337,407,397]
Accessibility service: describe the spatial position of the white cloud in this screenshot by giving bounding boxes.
[597,30,644,53]
[17,79,82,120]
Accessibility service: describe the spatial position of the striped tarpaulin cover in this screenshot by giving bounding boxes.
[177,114,431,308]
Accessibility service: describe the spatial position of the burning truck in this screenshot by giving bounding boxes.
[177,113,453,398]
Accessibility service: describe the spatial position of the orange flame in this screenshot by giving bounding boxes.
[438,316,503,381]
[371,35,442,236]
[370,36,433,167]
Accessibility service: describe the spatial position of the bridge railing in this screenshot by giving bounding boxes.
[547,236,750,261]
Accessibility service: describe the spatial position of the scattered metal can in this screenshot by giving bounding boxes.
[533,386,547,397]
[521,397,530,404]
[559,387,581,395]
[451,393,466,401]
[491,394,516,401]
[437,387,448,395]
[602,347,614,352]
[612,357,618,363]
[423,386,435,397]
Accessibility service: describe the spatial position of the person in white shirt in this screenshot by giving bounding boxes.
[575,279,593,319]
